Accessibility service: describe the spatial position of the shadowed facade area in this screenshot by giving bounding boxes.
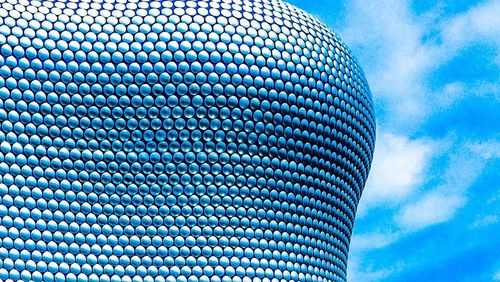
[0,0,375,281]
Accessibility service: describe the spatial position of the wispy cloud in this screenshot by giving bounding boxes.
[348,256,397,282]
[395,136,494,231]
[339,0,500,279]
[494,270,500,281]
[437,81,500,108]
[396,190,464,231]
[355,133,496,238]
[350,231,402,252]
[340,0,435,129]
[358,132,433,215]
[341,0,500,228]
[350,137,498,280]
[339,0,500,131]
[438,0,500,50]
[468,139,500,159]
[471,214,499,229]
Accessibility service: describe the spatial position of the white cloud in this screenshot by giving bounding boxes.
[338,0,500,131]
[439,0,500,50]
[340,0,500,279]
[343,0,500,232]
[358,132,433,215]
[347,257,395,282]
[471,215,499,229]
[340,0,436,128]
[350,231,402,252]
[494,270,500,281]
[437,81,500,108]
[396,191,464,231]
[351,138,497,280]
[395,137,493,231]
[468,140,500,159]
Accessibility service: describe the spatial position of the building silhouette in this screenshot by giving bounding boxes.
[0,0,375,281]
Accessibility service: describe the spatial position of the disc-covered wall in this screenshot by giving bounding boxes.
[0,1,375,281]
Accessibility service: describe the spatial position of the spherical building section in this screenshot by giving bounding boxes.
[0,0,375,281]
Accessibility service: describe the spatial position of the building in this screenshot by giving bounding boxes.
[0,0,375,281]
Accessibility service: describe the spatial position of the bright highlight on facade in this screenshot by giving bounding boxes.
[0,0,375,281]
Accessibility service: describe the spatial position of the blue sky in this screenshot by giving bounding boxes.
[286,0,500,281]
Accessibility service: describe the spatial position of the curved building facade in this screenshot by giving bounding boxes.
[0,0,375,281]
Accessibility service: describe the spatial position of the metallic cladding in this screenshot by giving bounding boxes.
[0,0,375,281]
